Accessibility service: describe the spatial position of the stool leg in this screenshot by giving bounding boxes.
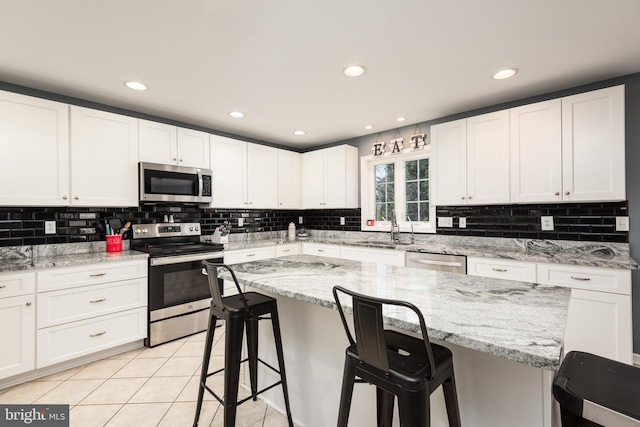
[398,389,430,427]
[337,359,357,427]
[246,315,259,401]
[270,305,294,427]
[559,408,581,427]
[442,369,461,427]
[376,387,394,427]
[223,315,245,427]
[193,314,217,427]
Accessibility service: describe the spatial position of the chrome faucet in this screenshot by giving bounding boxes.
[406,216,415,244]
[390,209,400,242]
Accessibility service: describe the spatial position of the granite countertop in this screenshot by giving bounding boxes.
[223,232,638,270]
[220,254,571,370]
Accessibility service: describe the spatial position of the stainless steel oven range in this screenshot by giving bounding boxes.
[131,222,224,347]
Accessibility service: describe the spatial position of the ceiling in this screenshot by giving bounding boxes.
[2,1,640,150]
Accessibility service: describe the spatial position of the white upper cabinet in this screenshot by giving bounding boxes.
[278,149,301,209]
[0,91,70,206]
[432,111,509,205]
[210,136,278,209]
[510,99,563,203]
[139,120,210,169]
[70,106,139,206]
[561,85,625,202]
[302,145,358,209]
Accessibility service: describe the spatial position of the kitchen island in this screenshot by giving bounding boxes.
[218,255,571,427]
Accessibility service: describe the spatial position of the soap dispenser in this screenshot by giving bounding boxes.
[288,222,296,240]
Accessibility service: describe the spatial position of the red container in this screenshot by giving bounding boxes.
[366,219,376,226]
[106,235,122,253]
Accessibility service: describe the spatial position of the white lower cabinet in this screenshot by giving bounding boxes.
[0,293,36,379]
[223,247,277,295]
[35,260,148,368]
[301,242,342,258]
[340,246,405,267]
[467,257,537,283]
[536,263,633,364]
[275,243,300,257]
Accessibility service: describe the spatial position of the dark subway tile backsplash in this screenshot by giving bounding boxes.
[0,201,629,247]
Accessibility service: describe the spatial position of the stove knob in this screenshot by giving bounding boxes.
[135,229,140,234]
[189,227,194,231]
[195,227,199,231]
[143,228,148,233]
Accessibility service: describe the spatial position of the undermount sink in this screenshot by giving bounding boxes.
[351,240,412,248]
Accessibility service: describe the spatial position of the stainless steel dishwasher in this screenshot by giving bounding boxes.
[405,252,467,274]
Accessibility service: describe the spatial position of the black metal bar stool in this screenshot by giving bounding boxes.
[193,261,294,427]
[332,285,461,427]
[553,351,640,426]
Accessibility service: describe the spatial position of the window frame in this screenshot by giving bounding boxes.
[360,148,436,234]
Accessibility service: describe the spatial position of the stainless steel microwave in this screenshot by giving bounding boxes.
[139,162,213,203]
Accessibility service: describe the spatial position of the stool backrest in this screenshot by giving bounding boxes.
[201,261,249,312]
[333,285,436,379]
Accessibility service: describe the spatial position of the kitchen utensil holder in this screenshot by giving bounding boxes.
[106,235,122,252]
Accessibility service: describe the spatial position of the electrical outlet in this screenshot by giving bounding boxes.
[340,217,345,226]
[459,217,467,228]
[299,216,303,224]
[237,218,244,227]
[437,217,453,228]
[616,216,630,231]
[541,216,554,231]
[45,221,56,234]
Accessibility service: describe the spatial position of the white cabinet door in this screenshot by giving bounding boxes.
[177,127,210,169]
[302,145,358,209]
[0,91,69,206]
[278,149,301,209]
[510,100,563,203]
[247,144,278,209]
[70,106,139,206]
[431,119,467,205]
[0,294,35,379]
[564,289,632,364]
[466,110,510,205]
[562,85,625,202]
[302,149,325,208]
[210,135,247,208]
[0,271,36,299]
[467,257,537,283]
[138,119,178,165]
[275,243,300,257]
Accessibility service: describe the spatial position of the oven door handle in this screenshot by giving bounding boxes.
[150,252,224,266]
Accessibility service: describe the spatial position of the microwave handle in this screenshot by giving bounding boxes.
[198,170,203,197]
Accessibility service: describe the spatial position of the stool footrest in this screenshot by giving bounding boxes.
[237,381,284,405]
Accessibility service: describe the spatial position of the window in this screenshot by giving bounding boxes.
[361,149,436,233]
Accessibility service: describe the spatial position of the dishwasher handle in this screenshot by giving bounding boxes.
[412,259,463,268]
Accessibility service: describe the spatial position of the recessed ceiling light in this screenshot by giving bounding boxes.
[397,117,406,122]
[343,65,366,77]
[293,130,306,136]
[124,81,148,91]
[365,125,373,130]
[492,68,519,80]
[229,111,245,118]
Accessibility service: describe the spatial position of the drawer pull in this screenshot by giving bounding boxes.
[90,331,106,337]
[90,273,107,277]
[318,249,325,252]
[26,301,32,307]
[90,298,106,303]
[570,276,591,281]
[283,249,291,252]
[246,253,256,257]
[0,285,6,289]
[492,268,508,272]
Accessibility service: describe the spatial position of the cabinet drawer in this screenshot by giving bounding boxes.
[37,278,147,328]
[340,246,405,267]
[0,271,36,298]
[467,257,537,283]
[37,260,147,292]
[37,307,146,368]
[275,244,300,257]
[301,243,341,258]
[537,263,631,295]
[225,247,276,265]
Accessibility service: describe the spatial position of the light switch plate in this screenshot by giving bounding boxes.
[459,217,467,228]
[340,217,345,226]
[237,218,244,227]
[45,221,56,234]
[541,216,554,231]
[299,216,303,224]
[616,216,629,231]
[438,217,453,228]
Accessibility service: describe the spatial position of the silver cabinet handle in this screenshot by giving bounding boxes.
[318,249,325,252]
[492,268,508,272]
[283,249,291,252]
[467,196,472,200]
[63,196,68,200]
[179,159,183,162]
[90,298,106,303]
[570,276,591,281]
[172,157,177,161]
[555,192,560,196]
[246,253,256,257]
[90,331,106,337]
[565,191,570,195]
[414,259,463,267]
[0,285,6,289]
[74,196,79,200]
[26,301,32,307]
[90,273,107,277]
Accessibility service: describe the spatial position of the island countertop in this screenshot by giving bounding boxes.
[220,254,571,370]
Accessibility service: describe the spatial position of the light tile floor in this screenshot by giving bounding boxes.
[0,330,295,427]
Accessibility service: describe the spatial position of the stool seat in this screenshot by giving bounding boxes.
[193,262,294,427]
[333,286,461,427]
[553,351,640,426]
